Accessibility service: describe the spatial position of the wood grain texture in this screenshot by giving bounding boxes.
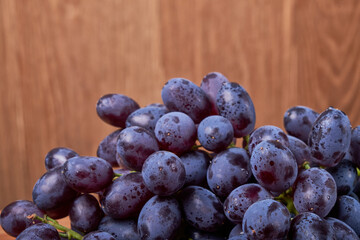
[0,0,360,211]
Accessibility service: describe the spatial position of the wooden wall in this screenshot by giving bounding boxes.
[0,0,359,208]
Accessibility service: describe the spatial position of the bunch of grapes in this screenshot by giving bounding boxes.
[1,72,360,239]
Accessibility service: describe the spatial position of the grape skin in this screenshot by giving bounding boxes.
[326,217,359,240]
[98,216,140,240]
[350,126,360,168]
[125,106,168,133]
[331,195,360,236]
[179,150,210,186]
[83,231,116,240]
[327,159,358,195]
[45,147,78,171]
[16,223,61,240]
[287,135,313,166]
[97,129,122,168]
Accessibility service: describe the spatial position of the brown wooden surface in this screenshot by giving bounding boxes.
[0,0,360,210]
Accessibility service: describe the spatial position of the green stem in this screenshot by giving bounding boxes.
[274,188,298,216]
[113,171,137,181]
[191,144,202,151]
[30,214,83,240]
[301,161,311,170]
[357,168,360,177]
[243,135,250,153]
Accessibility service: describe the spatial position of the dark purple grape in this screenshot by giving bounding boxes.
[101,172,153,219]
[287,135,314,166]
[197,115,234,152]
[250,140,298,193]
[96,93,140,128]
[289,212,336,240]
[216,82,255,138]
[154,112,197,155]
[207,148,251,198]
[161,78,211,123]
[179,186,226,232]
[45,147,78,171]
[83,231,116,240]
[0,200,44,237]
[32,167,78,212]
[248,125,289,154]
[308,107,352,167]
[62,156,114,193]
[179,150,210,186]
[98,216,140,240]
[141,151,186,196]
[228,224,243,238]
[283,105,319,143]
[138,195,182,240]
[350,126,360,167]
[242,199,291,240]
[331,195,360,236]
[327,159,357,195]
[326,217,359,240]
[200,72,229,115]
[16,223,60,240]
[97,129,121,168]
[293,167,337,217]
[44,201,73,220]
[125,106,168,133]
[224,183,273,224]
[69,194,103,234]
[116,126,159,171]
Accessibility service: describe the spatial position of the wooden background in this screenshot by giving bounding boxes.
[0,0,360,211]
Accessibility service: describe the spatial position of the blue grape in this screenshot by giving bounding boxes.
[200,72,229,115]
[283,105,319,143]
[293,167,337,217]
[16,223,60,240]
[98,216,140,240]
[350,126,360,167]
[116,126,159,171]
[83,231,116,240]
[326,217,359,240]
[179,186,226,232]
[216,82,256,138]
[207,147,251,198]
[96,93,140,128]
[331,195,360,236]
[327,159,358,195]
[250,140,298,193]
[197,115,234,152]
[97,129,121,168]
[138,195,182,240]
[308,107,352,167]
[45,147,78,171]
[224,183,273,224]
[142,151,186,196]
[125,106,168,133]
[61,156,114,193]
[161,78,211,123]
[179,150,210,186]
[242,199,291,240]
[287,135,314,166]
[228,224,243,238]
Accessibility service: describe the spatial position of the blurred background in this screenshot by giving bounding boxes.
[0,0,359,209]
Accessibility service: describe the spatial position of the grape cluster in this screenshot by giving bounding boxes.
[1,72,360,239]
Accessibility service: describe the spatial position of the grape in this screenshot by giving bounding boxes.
[327,159,357,195]
[44,201,73,220]
[32,167,78,212]
[0,200,44,237]
[45,147,78,171]
[250,140,298,193]
[283,106,319,143]
[224,183,273,224]
[287,135,313,166]
[350,126,360,167]
[98,216,140,240]
[83,231,116,240]
[308,107,352,167]
[200,72,229,115]
[96,93,140,128]
[179,186,226,232]
[179,150,210,186]
[289,212,336,240]
[197,115,234,152]
[125,106,168,133]
[16,223,61,240]
[331,195,360,236]
[101,172,153,219]
[97,129,122,168]
[61,156,114,193]
[154,111,197,155]
[141,151,186,196]
[216,82,256,138]
[138,195,182,240]
[228,224,243,238]
[116,126,159,171]
[161,78,211,123]
[69,194,103,234]
[248,125,289,155]
[207,147,251,198]
[293,167,337,217]
[242,199,291,240]
[326,217,359,240]
[186,225,227,240]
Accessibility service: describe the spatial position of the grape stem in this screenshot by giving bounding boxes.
[243,135,250,152]
[29,214,84,240]
[191,144,202,151]
[301,161,311,170]
[113,171,137,181]
[274,188,298,216]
